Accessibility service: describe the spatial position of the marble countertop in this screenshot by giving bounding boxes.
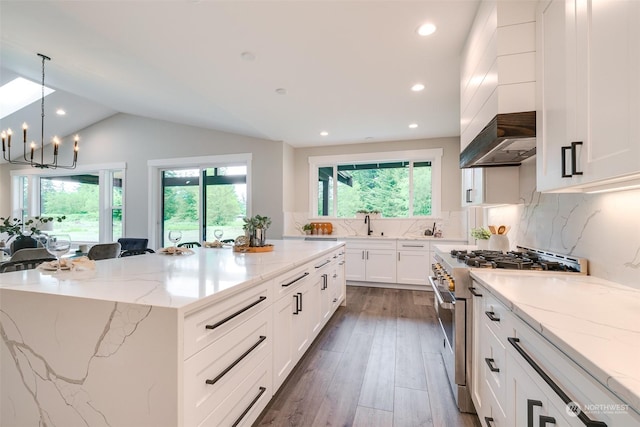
[470,270,640,413]
[0,240,344,313]
[284,234,467,241]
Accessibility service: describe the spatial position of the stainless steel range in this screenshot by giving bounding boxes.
[429,244,588,414]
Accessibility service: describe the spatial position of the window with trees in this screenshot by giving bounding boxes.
[161,165,247,247]
[310,149,442,218]
[9,166,125,243]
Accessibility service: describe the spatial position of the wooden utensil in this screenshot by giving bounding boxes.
[488,225,497,234]
[497,225,506,235]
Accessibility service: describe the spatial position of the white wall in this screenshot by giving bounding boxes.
[486,158,640,287]
[1,113,286,240]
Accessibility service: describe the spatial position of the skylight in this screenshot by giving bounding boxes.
[0,77,55,119]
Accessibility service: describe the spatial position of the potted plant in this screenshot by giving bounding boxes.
[302,223,313,235]
[0,215,66,252]
[242,214,272,247]
[471,227,491,249]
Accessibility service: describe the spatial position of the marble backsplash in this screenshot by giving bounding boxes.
[486,161,640,288]
[284,211,468,241]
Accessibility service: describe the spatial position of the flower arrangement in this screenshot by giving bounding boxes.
[302,223,313,234]
[471,227,491,240]
[0,215,66,238]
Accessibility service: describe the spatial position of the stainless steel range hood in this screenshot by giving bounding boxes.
[460,111,536,168]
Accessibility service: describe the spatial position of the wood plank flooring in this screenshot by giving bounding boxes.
[254,285,481,427]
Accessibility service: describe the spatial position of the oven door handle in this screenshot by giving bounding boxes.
[429,276,455,310]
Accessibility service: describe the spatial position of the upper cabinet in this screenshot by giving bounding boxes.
[461,167,520,206]
[537,0,640,192]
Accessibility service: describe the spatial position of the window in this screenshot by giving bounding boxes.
[159,165,247,247]
[310,149,442,218]
[10,164,126,242]
[149,154,252,248]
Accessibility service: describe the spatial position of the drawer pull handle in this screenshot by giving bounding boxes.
[205,336,267,386]
[315,259,331,269]
[231,386,267,427]
[485,311,500,322]
[540,415,557,426]
[321,274,328,290]
[484,416,495,427]
[297,292,302,312]
[402,244,425,248]
[205,296,267,330]
[293,294,300,315]
[282,272,309,287]
[484,357,500,372]
[527,399,543,427]
[509,338,608,427]
[469,287,483,297]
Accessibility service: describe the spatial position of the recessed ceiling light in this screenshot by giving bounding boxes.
[320,131,329,136]
[411,83,425,92]
[417,23,437,36]
[409,123,418,129]
[56,109,66,116]
[275,88,287,95]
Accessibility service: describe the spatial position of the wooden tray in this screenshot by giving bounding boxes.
[233,244,274,253]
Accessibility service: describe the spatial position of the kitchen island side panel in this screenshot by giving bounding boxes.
[0,289,179,427]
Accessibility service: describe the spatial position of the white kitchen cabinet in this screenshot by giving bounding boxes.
[461,167,519,206]
[471,280,639,427]
[345,239,396,283]
[537,0,640,193]
[272,266,314,390]
[396,241,430,286]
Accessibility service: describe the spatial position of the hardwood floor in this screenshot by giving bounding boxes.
[254,285,481,427]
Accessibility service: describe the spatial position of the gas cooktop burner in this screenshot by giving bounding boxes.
[449,249,580,272]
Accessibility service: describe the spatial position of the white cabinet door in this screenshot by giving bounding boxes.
[365,249,397,283]
[291,281,312,361]
[345,248,366,281]
[578,0,640,187]
[396,250,429,285]
[537,0,640,192]
[272,294,296,391]
[461,167,519,206]
[470,285,486,419]
[507,352,553,427]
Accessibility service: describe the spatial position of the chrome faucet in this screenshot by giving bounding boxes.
[364,214,373,236]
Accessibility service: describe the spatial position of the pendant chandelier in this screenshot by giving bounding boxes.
[1,53,79,169]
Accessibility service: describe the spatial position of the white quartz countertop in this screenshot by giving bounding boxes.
[0,240,344,313]
[284,234,467,241]
[470,270,640,413]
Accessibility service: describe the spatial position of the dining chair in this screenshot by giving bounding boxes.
[177,242,201,248]
[117,238,155,257]
[87,242,121,261]
[0,248,55,273]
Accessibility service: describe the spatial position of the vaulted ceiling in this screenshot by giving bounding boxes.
[0,1,479,153]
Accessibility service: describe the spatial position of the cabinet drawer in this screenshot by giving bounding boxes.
[184,307,272,426]
[397,241,429,252]
[184,281,272,358]
[195,353,272,427]
[482,290,510,341]
[482,324,506,415]
[274,264,313,300]
[345,239,397,250]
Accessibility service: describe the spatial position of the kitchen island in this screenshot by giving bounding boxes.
[469,270,640,425]
[0,240,346,427]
